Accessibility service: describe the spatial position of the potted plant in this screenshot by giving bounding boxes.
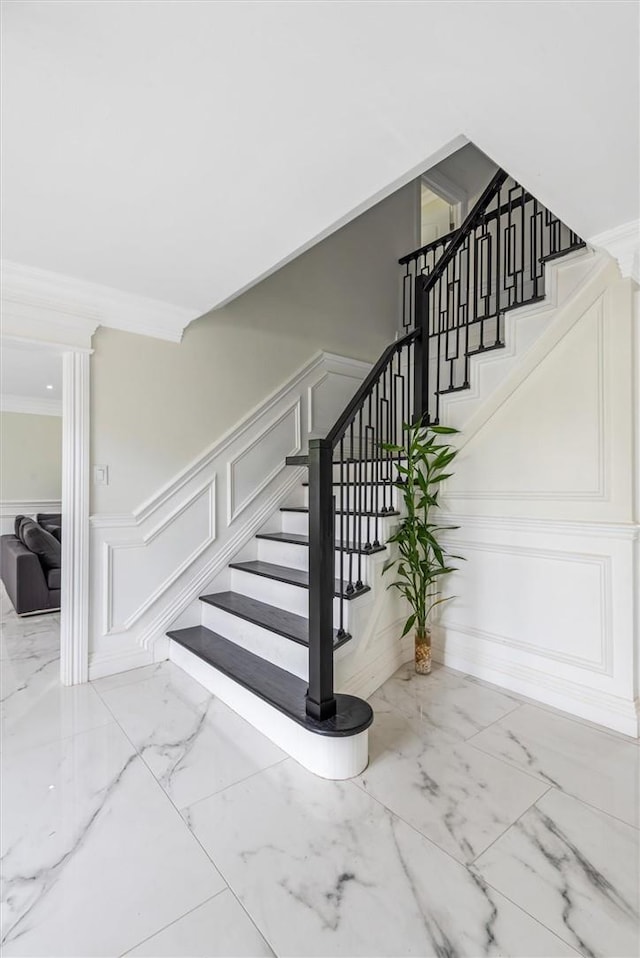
[382,420,462,674]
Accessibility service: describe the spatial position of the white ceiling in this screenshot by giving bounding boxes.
[1,1,638,323]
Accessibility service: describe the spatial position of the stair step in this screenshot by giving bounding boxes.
[199,591,351,649]
[301,480,396,487]
[228,560,370,599]
[501,293,546,314]
[280,506,400,518]
[465,341,506,358]
[256,531,386,555]
[437,383,471,396]
[167,626,373,738]
[286,454,309,466]
[540,243,586,264]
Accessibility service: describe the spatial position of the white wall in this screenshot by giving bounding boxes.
[435,259,638,736]
[91,181,418,515]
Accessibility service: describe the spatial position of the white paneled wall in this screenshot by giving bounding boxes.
[436,256,638,736]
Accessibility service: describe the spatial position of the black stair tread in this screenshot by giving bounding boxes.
[228,560,369,599]
[437,383,471,396]
[501,293,546,313]
[256,531,386,555]
[199,591,351,649]
[301,480,395,487]
[287,454,406,468]
[465,341,505,357]
[280,506,400,517]
[167,626,373,738]
[540,243,585,263]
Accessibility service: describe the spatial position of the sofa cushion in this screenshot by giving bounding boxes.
[47,568,61,590]
[14,515,27,538]
[40,519,61,540]
[20,520,61,571]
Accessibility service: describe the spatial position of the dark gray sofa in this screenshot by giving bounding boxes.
[0,514,62,615]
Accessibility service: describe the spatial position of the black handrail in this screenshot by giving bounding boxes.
[398,184,536,266]
[326,328,419,446]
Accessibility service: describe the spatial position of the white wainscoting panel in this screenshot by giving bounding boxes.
[435,519,637,734]
[227,400,301,524]
[88,351,369,679]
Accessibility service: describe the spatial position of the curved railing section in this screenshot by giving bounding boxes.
[304,168,584,721]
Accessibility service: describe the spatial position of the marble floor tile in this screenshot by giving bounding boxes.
[183,759,578,957]
[124,891,274,957]
[0,617,59,652]
[1,723,225,957]
[372,662,520,744]
[97,663,286,809]
[468,703,640,828]
[475,788,640,958]
[91,660,169,694]
[1,650,113,753]
[356,704,549,862]
[0,626,59,662]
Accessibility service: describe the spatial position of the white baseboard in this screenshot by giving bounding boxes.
[433,630,639,737]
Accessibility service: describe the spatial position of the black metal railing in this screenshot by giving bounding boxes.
[404,170,585,422]
[304,167,584,721]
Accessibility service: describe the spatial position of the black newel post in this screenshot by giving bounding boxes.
[306,437,337,720]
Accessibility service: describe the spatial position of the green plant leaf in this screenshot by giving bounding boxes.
[429,425,459,434]
[401,613,416,637]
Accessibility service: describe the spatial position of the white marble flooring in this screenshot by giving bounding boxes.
[1,587,638,957]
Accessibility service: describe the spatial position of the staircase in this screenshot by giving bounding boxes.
[168,168,586,779]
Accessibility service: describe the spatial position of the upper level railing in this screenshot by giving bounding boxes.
[304,167,584,722]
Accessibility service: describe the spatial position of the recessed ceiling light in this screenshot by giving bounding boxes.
[46,384,53,390]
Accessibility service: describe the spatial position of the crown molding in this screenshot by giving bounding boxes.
[0,393,62,417]
[0,260,197,345]
[588,220,640,284]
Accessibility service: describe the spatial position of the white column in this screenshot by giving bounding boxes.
[60,350,90,685]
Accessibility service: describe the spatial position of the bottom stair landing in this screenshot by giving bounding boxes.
[168,626,374,780]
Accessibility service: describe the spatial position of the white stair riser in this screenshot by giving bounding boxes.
[200,602,308,679]
[256,538,374,580]
[302,484,398,512]
[229,567,352,625]
[281,509,399,544]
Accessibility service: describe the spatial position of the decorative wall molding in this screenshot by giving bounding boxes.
[60,351,90,686]
[443,540,613,675]
[442,513,639,541]
[1,259,196,345]
[588,220,640,284]
[447,290,609,501]
[0,394,62,417]
[227,399,301,525]
[103,476,216,635]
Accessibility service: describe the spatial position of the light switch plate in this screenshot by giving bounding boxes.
[93,464,109,486]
